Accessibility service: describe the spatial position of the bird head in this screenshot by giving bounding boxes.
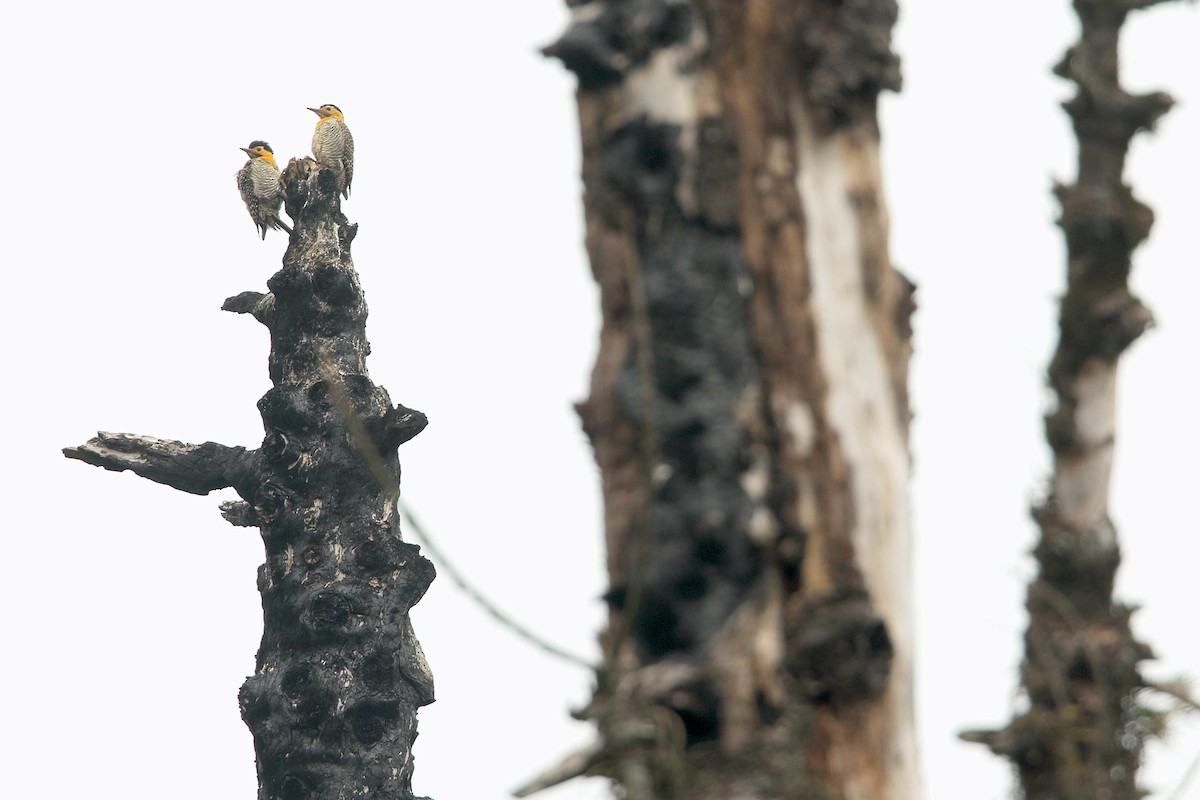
[240,141,278,167]
[308,104,345,122]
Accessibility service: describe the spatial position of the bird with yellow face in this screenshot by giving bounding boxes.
[308,104,354,199]
[236,141,291,239]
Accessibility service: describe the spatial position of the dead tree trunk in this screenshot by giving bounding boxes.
[541,2,916,798]
[64,159,435,800]
[961,2,1175,798]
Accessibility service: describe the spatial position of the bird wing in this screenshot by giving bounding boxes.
[236,162,255,204]
[343,126,354,195]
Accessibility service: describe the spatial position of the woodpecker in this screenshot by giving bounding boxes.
[236,141,291,239]
[308,104,354,198]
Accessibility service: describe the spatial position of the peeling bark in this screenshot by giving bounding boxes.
[546,2,914,798]
[65,158,434,800]
[961,2,1175,798]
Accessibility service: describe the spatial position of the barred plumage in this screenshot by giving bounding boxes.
[236,141,291,240]
[308,104,354,198]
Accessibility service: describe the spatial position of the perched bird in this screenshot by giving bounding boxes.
[308,104,354,198]
[236,141,291,239]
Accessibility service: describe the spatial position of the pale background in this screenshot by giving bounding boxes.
[3,2,1198,799]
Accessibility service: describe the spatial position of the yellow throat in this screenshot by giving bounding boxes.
[316,109,345,127]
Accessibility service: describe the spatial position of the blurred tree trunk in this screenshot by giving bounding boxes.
[963,2,1176,798]
[544,2,917,798]
[65,159,435,800]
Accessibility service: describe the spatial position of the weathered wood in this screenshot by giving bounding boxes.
[964,2,1175,798]
[65,157,433,800]
[546,2,915,797]
[64,433,248,495]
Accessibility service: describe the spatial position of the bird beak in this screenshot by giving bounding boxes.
[240,147,255,156]
[307,107,323,117]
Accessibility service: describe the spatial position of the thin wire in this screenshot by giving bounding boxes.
[397,499,594,670]
[316,349,593,671]
[1167,745,1200,800]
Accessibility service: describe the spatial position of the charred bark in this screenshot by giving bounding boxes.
[65,158,434,800]
[542,2,915,798]
[961,2,1175,798]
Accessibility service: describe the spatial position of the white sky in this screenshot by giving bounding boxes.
[3,2,1198,799]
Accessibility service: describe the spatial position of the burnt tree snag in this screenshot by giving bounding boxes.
[960,2,1175,798]
[541,2,916,798]
[65,158,435,800]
